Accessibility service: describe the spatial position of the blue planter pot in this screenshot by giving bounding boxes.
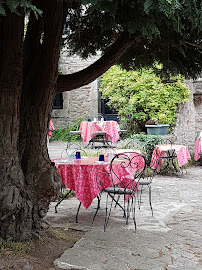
[158,124,170,136]
[145,125,161,135]
[145,124,170,136]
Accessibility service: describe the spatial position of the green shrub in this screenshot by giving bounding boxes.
[119,134,163,165]
[101,65,190,133]
[50,121,82,142]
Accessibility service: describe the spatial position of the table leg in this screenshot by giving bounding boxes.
[55,189,72,213]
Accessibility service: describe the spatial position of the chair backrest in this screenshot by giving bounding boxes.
[93,113,107,121]
[161,138,177,158]
[68,148,87,157]
[96,152,147,192]
[118,115,133,137]
[91,120,107,134]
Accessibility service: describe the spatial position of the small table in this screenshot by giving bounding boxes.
[150,144,191,173]
[79,121,120,145]
[54,156,140,210]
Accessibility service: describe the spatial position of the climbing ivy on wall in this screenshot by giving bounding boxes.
[101,65,190,132]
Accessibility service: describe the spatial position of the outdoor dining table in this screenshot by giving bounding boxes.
[53,155,143,211]
[150,144,191,173]
[79,120,120,144]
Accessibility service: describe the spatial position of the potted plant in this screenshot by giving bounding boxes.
[145,119,170,136]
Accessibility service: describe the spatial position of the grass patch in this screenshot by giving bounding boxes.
[47,227,78,243]
[0,238,31,257]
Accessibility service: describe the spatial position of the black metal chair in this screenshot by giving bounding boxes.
[55,148,87,214]
[157,139,178,175]
[61,117,82,157]
[92,152,146,231]
[118,114,133,139]
[89,118,110,148]
[123,166,154,216]
[97,113,107,121]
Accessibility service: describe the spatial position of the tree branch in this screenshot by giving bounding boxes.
[56,31,142,93]
[184,40,202,49]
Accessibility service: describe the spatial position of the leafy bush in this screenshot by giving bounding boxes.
[50,121,82,142]
[101,65,190,132]
[119,134,163,165]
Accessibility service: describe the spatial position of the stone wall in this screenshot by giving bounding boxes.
[171,78,202,153]
[51,49,100,129]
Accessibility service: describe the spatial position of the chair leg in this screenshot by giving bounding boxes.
[149,185,153,216]
[132,196,137,231]
[75,201,82,223]
[104,194,114,231]
[126,199,131,225]
[138,185,143,210]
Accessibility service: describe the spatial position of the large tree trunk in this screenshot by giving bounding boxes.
[0,1,65,241]
[0,1,136,241]
[0,9,26,241]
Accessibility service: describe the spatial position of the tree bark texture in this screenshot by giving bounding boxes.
[0,1,136,241]
[0,1,65,241]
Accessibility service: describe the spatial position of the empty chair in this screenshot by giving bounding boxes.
[90,119,108,148]
[118,114,133,139]
[61,117,82,157]
[93,152,146,231]
[158,139,178,175]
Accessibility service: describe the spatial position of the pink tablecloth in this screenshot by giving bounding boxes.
[48,120,55,138]
[150,144,191,172]
[54,156,142,209]
[194,139,201,161]
[79,121,120,144]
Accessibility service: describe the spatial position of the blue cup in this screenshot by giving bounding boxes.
[76,152,81,159]
[99,154,104,162]
[88,119,91,122]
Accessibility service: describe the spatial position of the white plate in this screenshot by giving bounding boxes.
[94,161,110,164]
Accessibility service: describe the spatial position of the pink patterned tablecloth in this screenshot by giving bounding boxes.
[53,156,143,209]
[150,144,191,172]
[79,121,120,144]
[194,139,201,161]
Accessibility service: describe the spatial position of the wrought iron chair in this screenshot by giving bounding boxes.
[61,117,82,157]
[55,148,87,214]
[90,118,109,148]
[124,167,154,216]
[93,152,146,231]
[118,114,133,139]
[97,113,107,121]
[157,138,178,175]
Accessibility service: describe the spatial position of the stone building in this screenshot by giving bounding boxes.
[51,50,101,129]
[51,51,202,153]
[172,78,202,151]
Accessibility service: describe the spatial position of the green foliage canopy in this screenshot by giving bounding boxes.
[101,65,190,132]
[66,0,202,79]
[0,0,42,17]
[1,0,202,79]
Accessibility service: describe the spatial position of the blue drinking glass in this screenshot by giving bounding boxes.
[76,151,81,159]
[99,154,104,162]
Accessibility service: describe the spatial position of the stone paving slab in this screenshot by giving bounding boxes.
[47,141,202,270]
